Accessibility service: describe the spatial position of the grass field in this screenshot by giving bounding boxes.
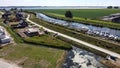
[24,35,72,49]
[28,9,120,19]
[0,44,65,68]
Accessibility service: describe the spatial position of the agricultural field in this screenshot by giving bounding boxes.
[29,9,120,19]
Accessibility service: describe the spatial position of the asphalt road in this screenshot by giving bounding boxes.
[27,14,120,59]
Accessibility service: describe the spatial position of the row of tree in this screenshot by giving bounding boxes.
[107,6,119,9]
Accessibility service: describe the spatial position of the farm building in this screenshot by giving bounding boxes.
[102,13,120,23]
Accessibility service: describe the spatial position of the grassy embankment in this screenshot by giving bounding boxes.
[24,35,72,50]
[0,12,69,68]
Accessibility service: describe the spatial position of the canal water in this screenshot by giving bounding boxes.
[62,46,106,68]
[36,13,108,68]
[37,13,120,40]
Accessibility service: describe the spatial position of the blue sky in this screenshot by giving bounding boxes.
[0,0,119,6]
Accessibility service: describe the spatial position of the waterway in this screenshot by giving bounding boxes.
[37,13,120,40]
[36,13,108,68]
[62,46,106,68]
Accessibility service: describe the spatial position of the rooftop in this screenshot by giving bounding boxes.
[26,27,40,33]
[110,13,120,16]
[0,26,4,35]
[102,13,120,21]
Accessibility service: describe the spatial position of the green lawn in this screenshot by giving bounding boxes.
[0,44,65,68]
[24,35,72,49]
[28,9,120,19]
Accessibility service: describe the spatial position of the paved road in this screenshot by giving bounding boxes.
[27,15,120,59]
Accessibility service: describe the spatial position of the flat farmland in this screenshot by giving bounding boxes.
[29,9,120,19]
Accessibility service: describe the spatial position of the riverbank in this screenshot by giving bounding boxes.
[29,12,120,55]
[42,12,120,30]
[26,12,120,67]
[27,12,120,67]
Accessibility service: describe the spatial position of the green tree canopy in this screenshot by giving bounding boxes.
[114,6,119,9]
[65,11,73,18]
[107,6,113,9]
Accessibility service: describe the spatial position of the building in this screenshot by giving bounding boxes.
[11,20,28,29]
[0,26,11,44]
[0,36,11,44]
[25,27,40,37]
[15,12,26,21]
[3,19,9,24]
[102,13,120,23]
[0,27,5,39]
[1,10,11,19]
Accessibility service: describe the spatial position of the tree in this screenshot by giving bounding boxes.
[114,6,119,9]
[107,6,113,9]
[65,11,73,18]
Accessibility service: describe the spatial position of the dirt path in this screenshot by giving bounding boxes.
[0,59,21,68]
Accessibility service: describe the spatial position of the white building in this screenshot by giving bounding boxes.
[0,26,11,44]
[0,27,5,39]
